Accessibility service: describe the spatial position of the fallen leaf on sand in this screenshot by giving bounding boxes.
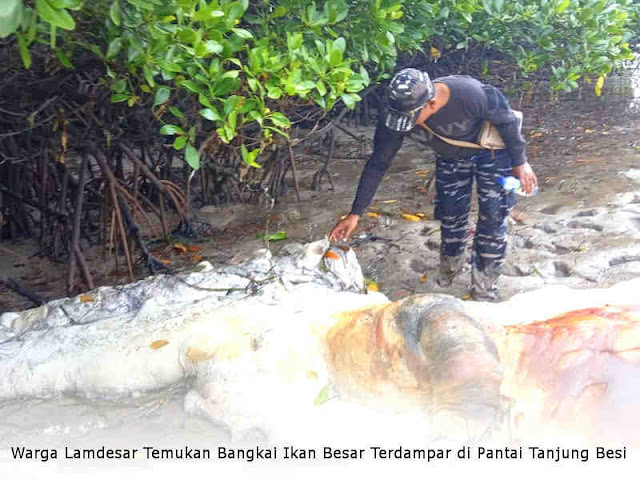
[419,274,428,282]
[314,384,331,406]
[366,212,379,218]
[324,251,340,260]
[401,214,422,222]
[595,75,605,97]
[79,295,94,303]
[150,340,169,350]
[173,243,187,253]
[381,199,397,204]
[365,279,379,292]
[462,294,472,301]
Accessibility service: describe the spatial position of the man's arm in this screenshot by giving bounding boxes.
[350,117,405,215]
[480,84,537,193]
[329,118,404,242]
[481,85,527,167]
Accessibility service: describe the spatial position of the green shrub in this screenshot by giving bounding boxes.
[1,0,637,170]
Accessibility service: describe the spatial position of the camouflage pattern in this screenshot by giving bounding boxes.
[434,149,516,300]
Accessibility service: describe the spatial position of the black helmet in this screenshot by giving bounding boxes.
[384,68,435,132]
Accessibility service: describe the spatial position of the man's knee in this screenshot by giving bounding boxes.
[476,209,508,234]
[476,189,514,233]
[435,191,471,223]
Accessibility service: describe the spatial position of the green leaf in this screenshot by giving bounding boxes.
[109,1,122,26]
[231,28,252,39]
[160,124,185,135]
[106,37,123,58]
[49,0,81,9]
[333,37,346,54]
[177,27,198,44]
[223,95,240,116]
[185,144,200,170]
[193,7,224,21]
[312,91,326,109]
[359,66,370,85]
[35,0,75,30]
[200,108,221,121]
[556,0,570,14]
[153,86,171,107]
[198,94,213,108]
[16,32,32,69]
[211,77,239,96]
[110,93,129,103]
[269,112,291,128]
[227,110,237,130]
[221,70,240,79]
[240,144,261,168]
[265,126,289,139]
[181,80,203,94]
[55,49,73,68]
[157,60,183,73]
[266,86,282,99]
[314,384,331,406]
[226,2,246,23]
[247,78,259,92]
[173,135,187,150]
[111,78,127,93]
[167,106,183,118]
[256,230,287,241]
[340,93,360,110]
[0,0,23,39]
[143,65,155,88]
[270,6,287,18]
[295,80,317,93]
[201,40,223,55]
[287,32,303,52]
[329,48,342,67]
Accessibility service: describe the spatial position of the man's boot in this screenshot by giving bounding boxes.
[436,253,466,287]
[470,266,500,302]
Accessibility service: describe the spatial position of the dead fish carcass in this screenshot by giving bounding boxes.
[1,243,640,445]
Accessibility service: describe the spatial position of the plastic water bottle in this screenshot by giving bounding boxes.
[498,176,537,197]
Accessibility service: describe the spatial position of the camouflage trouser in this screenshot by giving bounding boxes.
[434,149,516,300]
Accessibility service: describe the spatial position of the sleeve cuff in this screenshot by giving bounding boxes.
[510,152,527,167]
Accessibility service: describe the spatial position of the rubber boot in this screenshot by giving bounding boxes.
[470,266,500,302]
[436,253,466,288]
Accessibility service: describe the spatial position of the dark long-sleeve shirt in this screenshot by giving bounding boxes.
[350,75,527,215]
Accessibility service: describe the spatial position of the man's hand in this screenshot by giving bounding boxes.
[329,214,360,242]
[512,162,538,195]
